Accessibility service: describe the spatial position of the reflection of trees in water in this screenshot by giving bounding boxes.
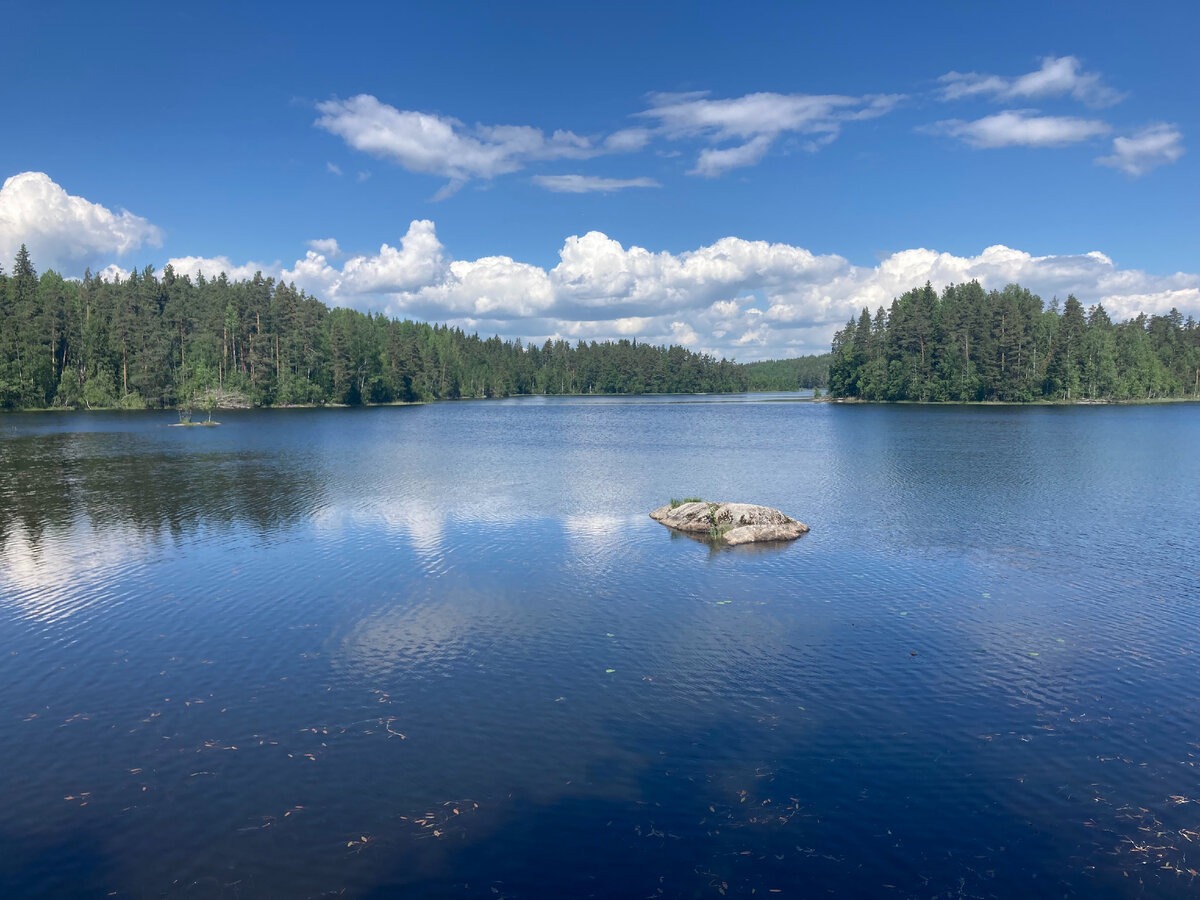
[0,432,321,550]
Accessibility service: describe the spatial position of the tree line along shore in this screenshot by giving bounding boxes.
[828,282,1199,402]
[1,246,1195,410]
[0,246,827,411]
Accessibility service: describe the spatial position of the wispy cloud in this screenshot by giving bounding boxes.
[637,90,904,176]
[532,174,660,193]
[691,135,774,177]
[938,55,1126,108]
[603,128,653,152]
[314,90,900,189]
[1096,123,1185,176]
[929,110,1111,148]
[313,59,1174,195]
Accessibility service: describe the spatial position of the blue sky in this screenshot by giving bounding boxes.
[2,0,1197,358]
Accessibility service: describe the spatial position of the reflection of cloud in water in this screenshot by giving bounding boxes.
[328,573,660,812]
[332,588,476,680]
[0,522,152,623]
[562,513,643,539]
[381,508,445,555]
[312,502,447,556]
[563,513,648,575]
[330,572,559,683]
[312,497,619,561]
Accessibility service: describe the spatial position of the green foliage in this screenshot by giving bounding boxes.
[669,497,704,508]
[6,246,1192,412]
[0,250,752,411]
[82,366,117,409]
[118,391,147,410]
[703,502,731,542]
[828,280,1199,402]
[744,354,831,391]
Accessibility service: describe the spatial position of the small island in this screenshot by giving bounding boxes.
[650,499,809,546]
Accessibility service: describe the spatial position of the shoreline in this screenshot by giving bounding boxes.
[819,395,1200,406]
[3,391,1199,415]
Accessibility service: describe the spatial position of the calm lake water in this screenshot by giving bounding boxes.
[2,396,1199,899]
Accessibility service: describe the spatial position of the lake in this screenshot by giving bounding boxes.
[2,396,1199,899]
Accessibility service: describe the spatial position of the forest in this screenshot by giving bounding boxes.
[0,246,756,410]
[744,354,831,392]
[6,245,1195,411]
[828,281,1200,402]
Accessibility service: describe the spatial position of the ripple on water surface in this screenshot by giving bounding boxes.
[1,401,1199,898]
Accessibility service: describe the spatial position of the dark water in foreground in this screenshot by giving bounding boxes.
[2,397,1199,899]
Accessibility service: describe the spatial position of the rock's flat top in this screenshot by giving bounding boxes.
[649,501,809,545]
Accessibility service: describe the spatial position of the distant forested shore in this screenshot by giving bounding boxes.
[0,246,828,411]
[3,245,1196,412]
[829,282,1200,402]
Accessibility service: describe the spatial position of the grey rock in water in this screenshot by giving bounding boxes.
[649,501,809,545]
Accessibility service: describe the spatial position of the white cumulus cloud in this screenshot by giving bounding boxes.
[431,256,555,317]
[1096,123,1185,176]
[96,263,132,282]
[100,223,1199,361]
[283,219,447,301]
[165,254,277,283]
[0,172,162,274]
